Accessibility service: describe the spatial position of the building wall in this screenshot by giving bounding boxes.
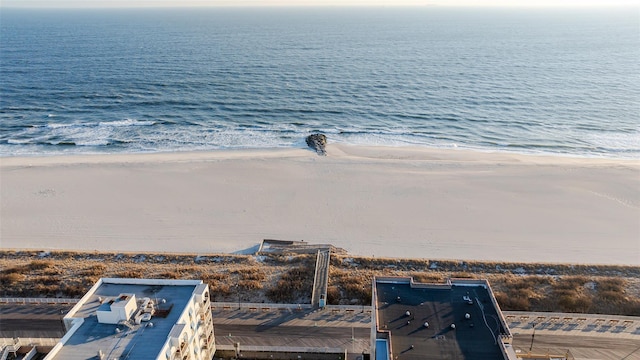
[159,284,215,360]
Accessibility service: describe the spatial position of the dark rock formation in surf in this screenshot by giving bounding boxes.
[306,133,327,156]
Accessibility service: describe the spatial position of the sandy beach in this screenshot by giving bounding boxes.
[1,145,638,265]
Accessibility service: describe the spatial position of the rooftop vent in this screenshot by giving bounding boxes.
[97,293,137,324]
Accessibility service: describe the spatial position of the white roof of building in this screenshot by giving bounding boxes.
[46,278,203,360]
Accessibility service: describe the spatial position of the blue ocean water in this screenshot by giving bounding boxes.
[1,7,638,158]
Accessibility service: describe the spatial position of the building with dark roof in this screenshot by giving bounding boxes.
[372,277,517,360]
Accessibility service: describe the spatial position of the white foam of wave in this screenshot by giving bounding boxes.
[6,117,638,159]
[41,122,115,147]
[138,127,294,151]
[129,124,458,154]
[7,119,156,150]
[71,126,114,146]
[46,123,75,129]
[332,130,433,148]
[75,139,111,146]
[582,131,640,154]
[7,139,32,145]
[99,119,155,127]
[44,119,154,131]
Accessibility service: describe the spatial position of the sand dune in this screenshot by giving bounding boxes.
[1,144,638,265]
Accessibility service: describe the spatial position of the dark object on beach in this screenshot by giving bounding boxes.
[306,133,327,156]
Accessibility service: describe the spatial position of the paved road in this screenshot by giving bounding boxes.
[212,306,371,328]
[505,311,640,360]
[504,311,640,338]
[512,334,640,360]
[215,324,370,355]
[3,302,640,360]
[0,304,70,338]
[213,306,371,358]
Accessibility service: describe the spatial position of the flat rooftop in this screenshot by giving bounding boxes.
[375,278,510,360]
[49,279,200,360]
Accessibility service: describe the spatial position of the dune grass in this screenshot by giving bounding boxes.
[0,250,638,315]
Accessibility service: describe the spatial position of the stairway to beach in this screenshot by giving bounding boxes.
[311,249,331,308]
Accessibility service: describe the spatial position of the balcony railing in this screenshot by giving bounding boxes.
[171,350,181,360]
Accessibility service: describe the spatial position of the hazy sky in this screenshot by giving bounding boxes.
[2,0,638,8]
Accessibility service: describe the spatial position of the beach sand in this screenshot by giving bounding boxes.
[1,144,638,265]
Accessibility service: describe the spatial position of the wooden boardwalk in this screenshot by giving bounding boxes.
[311,249,331,308]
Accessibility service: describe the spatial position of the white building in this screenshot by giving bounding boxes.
[44,278,215,360]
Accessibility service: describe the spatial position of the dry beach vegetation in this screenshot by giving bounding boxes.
[1,250,639,316]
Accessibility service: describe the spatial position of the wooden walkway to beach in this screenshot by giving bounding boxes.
[311,249,331,308]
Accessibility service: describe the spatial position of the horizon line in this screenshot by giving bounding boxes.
[2,4,638,8]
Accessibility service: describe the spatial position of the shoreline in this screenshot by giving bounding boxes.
[2,142,639,164]
[1,144,638,265]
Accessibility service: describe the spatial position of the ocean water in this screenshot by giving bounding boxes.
[1,7,638,158]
